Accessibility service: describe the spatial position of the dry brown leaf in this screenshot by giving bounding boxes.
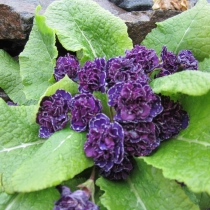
[152,0,189,11]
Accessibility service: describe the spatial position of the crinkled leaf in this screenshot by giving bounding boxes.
[0,99,43,193]
[11,128,93,192]
[19,6,58,100]
[199,57,210,72]
[0,50,27,105]
[143,91,210,194]
[96,159,198,210]
[142,0,210,61]
[44,0,132,63]
[150,70,210,96]
[0,188,59,210]
[43,75,79,98]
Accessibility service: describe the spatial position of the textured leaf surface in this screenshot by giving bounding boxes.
[0,99,43,193]
[97,159,198,210]
[44,0,132,63]
[142,0,210,61]
[199,57,210,72]
[43,75,79,98]
[0,50,27,105]
[150,70,210,96]
[11,128,93,192]
[0,188,59,210]
[143,91,210,194]
[19,6,57,100]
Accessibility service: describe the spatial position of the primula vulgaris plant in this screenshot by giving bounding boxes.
[1,0,210,209]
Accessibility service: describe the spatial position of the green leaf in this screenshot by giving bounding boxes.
[93,92,111,119]
[11,128,93,192]
[19,6,58,100]
[150,70,210,96]
[195,192,210,210]
[0,99,44,193]
[142,0,210,61]
[43,75,79,97]
[0,50,27,105]
[199,57,210,72]
[143,91,210,194]
[44,0,132,63]
[96,159,198,210]
[0,188,59,210]
[182,186,210,210]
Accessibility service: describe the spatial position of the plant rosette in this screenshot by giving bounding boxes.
[0,0,210,209]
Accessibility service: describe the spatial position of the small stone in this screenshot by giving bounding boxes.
[109,0,153,11]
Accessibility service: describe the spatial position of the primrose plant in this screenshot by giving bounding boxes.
[0,0,210,209]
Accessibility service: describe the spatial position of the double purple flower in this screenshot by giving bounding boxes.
[78,58,106,93]
[125,45,159,73]
[36,89,72,138]
[122,121,159,156]
[84,113,125,173]
[106,56,148,88]
[154,95,189,140]
[54,54,80,82]
[70,93,102,132]
[108,82,163,123]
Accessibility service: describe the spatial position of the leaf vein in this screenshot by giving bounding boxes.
[176,137,210,147]
[0,140,45,153]
[127,177,147,210]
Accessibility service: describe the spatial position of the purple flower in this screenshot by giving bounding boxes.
[125,45,159,73]
[78,58,106,93]
[36,89,72,138]
[99,154,133,180]
[122,122,159,156]
[106,56,148,88]
[153,95,189,141]
[108,82,163,123]
[70,93,102,132]
[54,54,80,82]
[54,186,99,210]
[177,50,198,70]
[84,113,124,172]
[156,46,179,78]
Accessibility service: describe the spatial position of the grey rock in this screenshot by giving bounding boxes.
[0,0,55,40]
[109,0,153,11]
[121,10,181,45]
[93,0,127,16]
[0,0,55,56]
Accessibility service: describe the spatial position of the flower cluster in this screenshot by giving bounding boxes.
[156,46,198,78]
[36,44,194,180]
[36,90,102,138]
[54,186,99,210]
